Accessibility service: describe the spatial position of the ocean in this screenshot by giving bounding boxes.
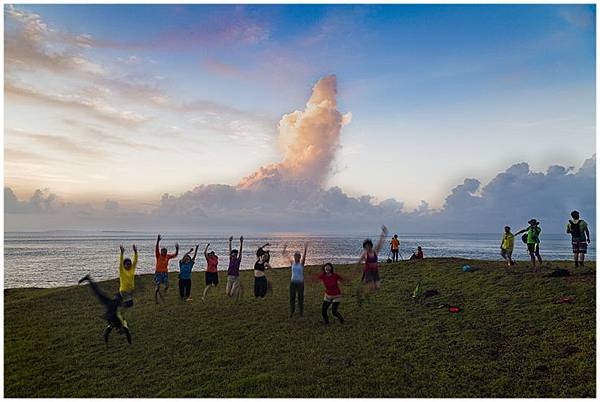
[4,231,594,289]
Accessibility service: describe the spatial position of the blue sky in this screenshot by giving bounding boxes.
[4,4,596,231]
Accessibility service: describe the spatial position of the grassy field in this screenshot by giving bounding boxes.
[4,258,596,397]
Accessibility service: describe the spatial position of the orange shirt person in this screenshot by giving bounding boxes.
[154,234,179,303]
[390,234,400,262]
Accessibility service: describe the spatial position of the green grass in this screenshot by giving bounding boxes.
[4,258,596,397]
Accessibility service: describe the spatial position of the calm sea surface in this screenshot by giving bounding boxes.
[4,232,594,288]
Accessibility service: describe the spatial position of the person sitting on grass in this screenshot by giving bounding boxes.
[118,244,138,308]
[179,245,198,302]
[319,263,345,325]
[254,244,272,298]
[78,274,132,344]
[202,244,219,302]
[409,246,424,260]
[154,234,179,304]
[500,226,515,267]
[567,210,591,268]
[226,236,244,302]
[283,242,308,317]
[515,219,542,269]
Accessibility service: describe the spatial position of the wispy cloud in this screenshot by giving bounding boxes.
[5,80,150,128]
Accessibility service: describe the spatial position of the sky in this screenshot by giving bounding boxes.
[4,4,596,233]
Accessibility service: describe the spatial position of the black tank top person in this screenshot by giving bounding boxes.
[254,261,265,272]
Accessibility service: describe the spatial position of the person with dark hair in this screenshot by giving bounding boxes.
[357,225,388,301]
[254,244,272,298]
[202,243,219,302]
[390,234,400,262]
[283,242,308,317]
[179,245,198,301]
[319,263,344,324]
[516,219,542,269]
[226,236,244,301]
[118,244,138,307]
[409,246,424,260]
[500,226,515,267]
[567,210,591,267]
[154,234,179,303]
[78,274,132,344]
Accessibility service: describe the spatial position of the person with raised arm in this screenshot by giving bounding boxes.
[226,236,244,302]
[515,219,542,270]
[283,242,308,317]
[118,244,138,307]
[254,243,272,298]
[202,243,219,302]
[154,234,179,304]
[357,225,388,304]
[179,244,199,301]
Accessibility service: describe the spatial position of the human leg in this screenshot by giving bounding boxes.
[332,302,344,323]
[321,301,331,324]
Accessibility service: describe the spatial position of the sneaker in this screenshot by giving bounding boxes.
[186,297,193,302]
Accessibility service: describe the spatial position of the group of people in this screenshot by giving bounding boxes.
[497,210,591,269]
[80,210,592,345]
[79,226,391,344]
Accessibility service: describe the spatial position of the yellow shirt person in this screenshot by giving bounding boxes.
[119,245,138,294]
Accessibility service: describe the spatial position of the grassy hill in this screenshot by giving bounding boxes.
[4,258,596,397]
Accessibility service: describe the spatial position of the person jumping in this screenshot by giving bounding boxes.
[154,234,179,303]
[202,243,219,302]
[179,244,198,301]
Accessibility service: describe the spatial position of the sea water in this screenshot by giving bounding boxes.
[4,231,594,288]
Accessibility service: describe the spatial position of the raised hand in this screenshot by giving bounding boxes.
[175,243,180,249]
[381,225,389,236]
[240,236,244,242]
[188,247,194,253]
[119,245,125,254]
[229,236,234,242]
[132,244,138,253]
[157,234,162,241]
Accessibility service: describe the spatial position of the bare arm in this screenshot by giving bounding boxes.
[586,227,591,243]
[282,244,292,265]
[155,234,161,258]
[374,225,389,254]
[192,244,199,261]
[514,228,527,235]
[169,243,179,258]
[239,236,244,262]
[132,244,138,267]
[301,243,308,266]
[119,245,125,267]
[204,243,210,259]
[228,236,233,256]
[357,250,367,265]
[261,243,270,249]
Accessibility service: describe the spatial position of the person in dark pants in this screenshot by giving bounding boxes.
[179,245,198,301]
[254,244,271,298]
[283,242,308,317]
[390,234,400,262]
[319,263,344,324]
[78,274,132,344]
[567,210,591,267]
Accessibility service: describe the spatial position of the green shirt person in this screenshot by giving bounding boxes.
[515,219,542,268]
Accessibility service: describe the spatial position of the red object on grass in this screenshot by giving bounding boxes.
[448,306,462,313]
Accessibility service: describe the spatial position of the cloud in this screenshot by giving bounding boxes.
[203,58,244,78]
[560,5,594,29]
[5,79,149,128]
[10,128,107,158]
[239,75,351,188]
[5,187,60,214]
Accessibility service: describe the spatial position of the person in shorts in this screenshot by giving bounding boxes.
[500,226,515,267]
[357,225,388,303]
[516,219,542,269]
[319,263,344,324]
[154,234,179,303]
[226,236,244,302]
[567,210,591,267]
[202,243,219,302]
[390,234,400,262]
[118,244,138,307]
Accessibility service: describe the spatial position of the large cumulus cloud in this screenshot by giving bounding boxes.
[4,74,595,233]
